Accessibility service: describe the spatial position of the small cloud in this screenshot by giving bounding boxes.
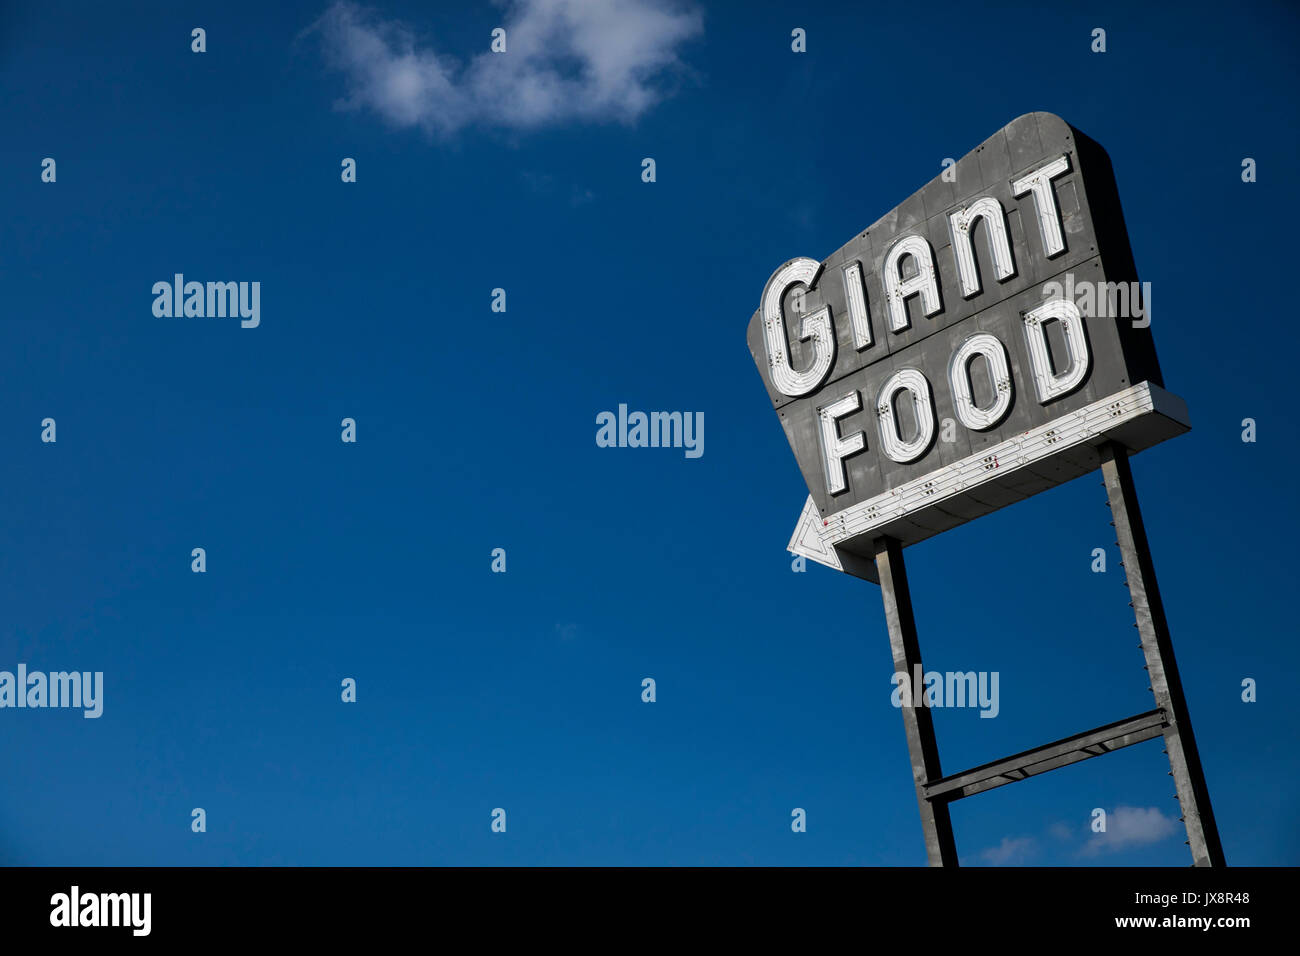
[307,0,703,136]
[555,622,578,642]
[1079,806,1178,857]
[1047,821,1074,842]
[977,835,1037,866]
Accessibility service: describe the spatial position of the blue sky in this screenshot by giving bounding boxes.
[0,0,1296,866]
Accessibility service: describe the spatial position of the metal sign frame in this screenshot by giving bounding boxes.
[876,440,1223,866]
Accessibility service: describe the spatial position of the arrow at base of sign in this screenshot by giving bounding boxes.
[788,496,880,583]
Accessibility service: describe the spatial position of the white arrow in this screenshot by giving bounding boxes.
[787,496,878,583]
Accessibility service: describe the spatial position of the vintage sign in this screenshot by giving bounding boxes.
[746,113,1189,581]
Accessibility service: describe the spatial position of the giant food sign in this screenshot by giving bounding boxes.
[747,113,1189,582]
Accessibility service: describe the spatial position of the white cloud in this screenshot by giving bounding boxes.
[978,836,1038,866]
[309,0,703,135]
[1047,821,1074,842]
[1079,806,1178,857]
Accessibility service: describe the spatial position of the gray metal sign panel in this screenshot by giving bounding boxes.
[747,113,1187,578]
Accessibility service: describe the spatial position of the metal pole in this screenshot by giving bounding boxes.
[1099,442,1225,866]
[874,535,959,866]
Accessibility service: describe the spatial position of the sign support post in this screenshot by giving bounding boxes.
[1099,442,1225,866]
[866,445,1225,867]
[874,536,959,866]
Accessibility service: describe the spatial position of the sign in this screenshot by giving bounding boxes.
[746,112,1189,581]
